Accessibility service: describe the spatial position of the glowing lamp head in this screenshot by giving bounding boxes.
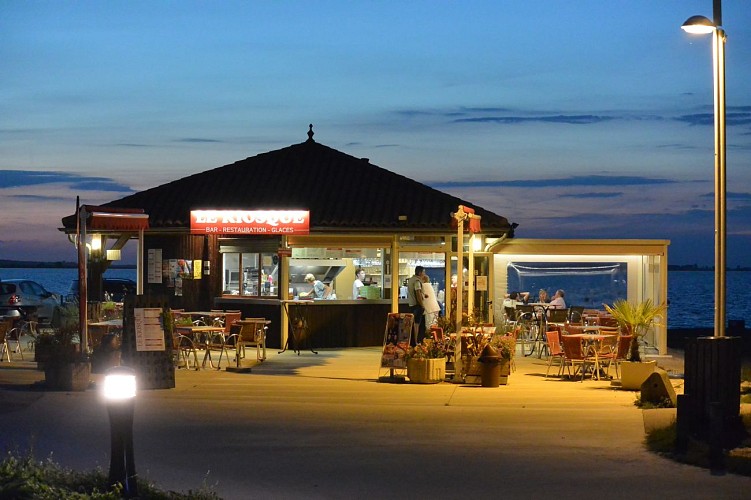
[681,15,715,35]
[103,366,136,401]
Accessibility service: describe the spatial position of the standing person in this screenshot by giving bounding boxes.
[421,274,441,328]
[352,268,366,299]
[407,266,426,343]
[549,289,566,309]
[301,273,326,299]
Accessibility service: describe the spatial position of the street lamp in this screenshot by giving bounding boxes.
[681,0,727,337]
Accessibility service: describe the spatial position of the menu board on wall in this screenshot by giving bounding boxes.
[147,248,162,283]
[134,307,166,351]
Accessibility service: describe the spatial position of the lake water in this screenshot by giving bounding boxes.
[2,268,749,329]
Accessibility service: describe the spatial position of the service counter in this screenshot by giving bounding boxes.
[213,297,410,349]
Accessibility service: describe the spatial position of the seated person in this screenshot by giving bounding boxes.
[502,291,529,309]
[537,289,549,303]
[548,289,566,309]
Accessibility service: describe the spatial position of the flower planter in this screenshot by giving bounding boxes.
[44,361,91,391]
[463,356,483,385]
[499,359,511,385]
[620,360,656,390]
[407,357,446,384]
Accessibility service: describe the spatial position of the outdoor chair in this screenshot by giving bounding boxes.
[612,335,633,379]
[222,311,242,335]
[547,308,569,331]
[544,330,565,378]
[172,332,199,370]
[568,306,585,325]
[560,335,596,382]
[0,321,13,362]
[504,306,517,327]
[235,318,268,362]
[203,327,232,369]
[563,324,584,336]
[598,315,619,328]
[515,305,537,356]
[593,334,618,379]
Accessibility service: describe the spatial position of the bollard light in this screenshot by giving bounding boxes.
[102,366,138,498]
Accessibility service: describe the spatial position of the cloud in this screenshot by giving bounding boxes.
[453,114,614,125]
[559,192,622,199]
[5,193,71,202]
[0,170,133,192]
[675,111,751,126]
[430,175,676,189]
[174,138,225,143]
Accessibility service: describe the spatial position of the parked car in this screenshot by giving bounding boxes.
[0,279,61,321]
[66,278,137,302]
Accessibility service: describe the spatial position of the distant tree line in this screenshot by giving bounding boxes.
[668,264,751,271]
[0,259,135,269]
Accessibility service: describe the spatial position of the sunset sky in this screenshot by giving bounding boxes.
[2,1,750,266]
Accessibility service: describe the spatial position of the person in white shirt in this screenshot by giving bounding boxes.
[548,289,566,309]
[421,274,441,327]
[352,269,365,299]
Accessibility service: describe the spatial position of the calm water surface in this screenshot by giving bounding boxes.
[2,268,749,329]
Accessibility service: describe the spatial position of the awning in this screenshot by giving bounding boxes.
[89,211,149,231]
[61,205,149,232]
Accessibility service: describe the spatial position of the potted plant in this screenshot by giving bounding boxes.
[603,298,666,390]
[38,303,91,391]
[489,334,515,384]
[406,338,448,384]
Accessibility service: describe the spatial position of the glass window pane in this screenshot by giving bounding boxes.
[260,253,278,297]
[242,252,259,296]
[222,253,240,295]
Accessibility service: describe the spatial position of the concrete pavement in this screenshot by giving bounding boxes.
[1,347,750,499]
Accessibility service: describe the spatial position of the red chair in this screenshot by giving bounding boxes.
[561,335,595,382]
[612,335,633,379]
[544,330,565,378]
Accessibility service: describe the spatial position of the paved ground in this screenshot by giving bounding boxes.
[1,347,750,499]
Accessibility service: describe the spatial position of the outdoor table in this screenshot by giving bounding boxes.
[88,318,123,349]
[280,300,318,355]
[175,324,226,368]
[567,333,616,380]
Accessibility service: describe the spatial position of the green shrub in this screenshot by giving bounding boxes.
[0,451,220,499]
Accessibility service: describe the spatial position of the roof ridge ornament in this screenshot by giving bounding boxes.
[307,124,314,142]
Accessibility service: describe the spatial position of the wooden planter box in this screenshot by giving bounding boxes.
[407,357,446,384]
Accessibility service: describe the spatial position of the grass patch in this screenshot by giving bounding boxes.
[634,395,675,409]
[0,450,220,499]
[644,412,751,476]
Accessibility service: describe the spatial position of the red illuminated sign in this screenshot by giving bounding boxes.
[190,210,310,235]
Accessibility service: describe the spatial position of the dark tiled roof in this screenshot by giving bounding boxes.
[67,136,514,234]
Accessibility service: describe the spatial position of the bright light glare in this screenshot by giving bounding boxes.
[103,374,136,400]
[682,15,715,35]
[90,234,102,251]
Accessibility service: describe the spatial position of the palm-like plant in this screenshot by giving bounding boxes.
[603,298,666,362]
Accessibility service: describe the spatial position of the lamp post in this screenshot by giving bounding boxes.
[682,0,727,337]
